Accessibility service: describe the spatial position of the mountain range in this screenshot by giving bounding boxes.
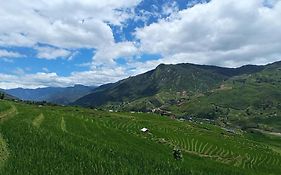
[72,61,281,132]
[5,84,96,105]
[0,89,16,100]
[73,62,265,108]
[4,61,281,132]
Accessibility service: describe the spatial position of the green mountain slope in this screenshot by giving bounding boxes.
[73,61,281,131]
[0,100,281,174]
[74,63,263,108]
[171,61,281,131]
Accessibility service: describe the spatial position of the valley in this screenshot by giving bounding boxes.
[1,0,281,174]
[1,61,281,174]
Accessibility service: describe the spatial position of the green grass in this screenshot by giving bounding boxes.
[0,101,11,113]
[0,100,281,174]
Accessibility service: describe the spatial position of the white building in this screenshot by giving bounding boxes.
[140,128,149,132]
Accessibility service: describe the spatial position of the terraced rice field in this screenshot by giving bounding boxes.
[0,100,281,174]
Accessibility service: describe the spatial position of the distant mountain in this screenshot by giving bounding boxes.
[6,85,96,105]
[0,89,17,100]
[73,62,264,108]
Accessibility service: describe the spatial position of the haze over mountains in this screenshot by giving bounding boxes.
[5,85,96,105]
[0,89,16,100]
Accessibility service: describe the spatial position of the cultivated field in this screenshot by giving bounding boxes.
[0,100,281,174]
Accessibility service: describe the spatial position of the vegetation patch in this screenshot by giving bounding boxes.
[0,134,9,169]
[32,113,45,128]
[61,116,67,132]
[0,103,17,122]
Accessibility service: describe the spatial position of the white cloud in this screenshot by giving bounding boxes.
[263,0,279,7]
[42,67,49,72]
[92,41,139,65]
[0,49,24,58]
[0,67,130,89]
[2,0,281,89]
[0,58,159,89]
[0,0,141,49]
[162,1,179,16]
[136,0,281,67]
[13,68,26,75]
[0,72,69,89]
[36,46,71,60]
[68,51,79,61]
[0,0,142,88]
[75,62,92,68]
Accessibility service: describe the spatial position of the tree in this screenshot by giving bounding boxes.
[173,147,183,160]
[0,93,4,100]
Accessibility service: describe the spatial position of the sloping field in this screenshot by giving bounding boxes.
[0,100,280,175]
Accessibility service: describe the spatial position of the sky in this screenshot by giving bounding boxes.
[0,0,281,89]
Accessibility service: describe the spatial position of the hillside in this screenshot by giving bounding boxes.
[169,61,281,132]
[74,63,263,107]
[6,85,96,105]
[0,90,16,100]
[73,61,281,131]
[0,100,281,174]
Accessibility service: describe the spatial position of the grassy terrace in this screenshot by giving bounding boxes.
[0,100,281,174]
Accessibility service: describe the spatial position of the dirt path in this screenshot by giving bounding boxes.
[61,117,67,132]
[253,129,281,138]
[0,103,16,169]
[0,104,18,122]
[266,132,281,137]
[32,113,45,128]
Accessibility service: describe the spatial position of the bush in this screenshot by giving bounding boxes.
[0,93,5,100]
[173,148,183,160]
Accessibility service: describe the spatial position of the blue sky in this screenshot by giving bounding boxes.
[0,0,281,89]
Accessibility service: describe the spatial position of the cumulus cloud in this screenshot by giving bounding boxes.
[0,0,143,88]
[136,0,281,67]
[0,72,67,89]
[162,1,179,16]
[0,49,24,58]
[92,42,139,65]
[1,0,281,89]
[0,58,159,89]
[0,0,141,59]
[42,67,50,72]
[0,0,144,88]
[36,46,71,60]
[0,67,130,89]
